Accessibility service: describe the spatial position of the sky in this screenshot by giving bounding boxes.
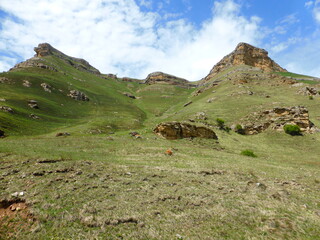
[1,0,320,81]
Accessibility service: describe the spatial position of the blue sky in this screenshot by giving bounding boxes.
[1,0,320,80]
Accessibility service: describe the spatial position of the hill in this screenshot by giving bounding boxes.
[0,43,319,239]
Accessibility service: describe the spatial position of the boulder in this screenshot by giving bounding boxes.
[123,93,136,99]
[68,90,89,101]
[297,87,318,96]
[0,77,11,84]
[41,83,52,92]
[28,100,39,109]
[23,80,32,87]
[154,122,218,140]
[0,106,14,113]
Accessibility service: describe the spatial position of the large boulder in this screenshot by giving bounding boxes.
[154,122,218,140]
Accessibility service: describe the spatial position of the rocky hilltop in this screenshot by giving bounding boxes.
[11,43,100,75]
[204,42,287,81]
[145,72,196,88]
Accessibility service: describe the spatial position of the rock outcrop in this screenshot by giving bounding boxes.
[145,72,196,88]
[297,87,319,96]
[41,83,52,92]
[28,100,39,109]
[11,43,100,75]
[204,42,287,81]
[154,122,218,140]
[68,90,89,101]
[0,106,14,113]
[236,106,317,135]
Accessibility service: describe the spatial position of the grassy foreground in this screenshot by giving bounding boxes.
[0,129,319,239]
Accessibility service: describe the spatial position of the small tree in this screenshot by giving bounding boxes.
[283,124,301,136]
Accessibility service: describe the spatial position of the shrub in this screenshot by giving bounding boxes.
[216,118,225,127]
[241,150,257,158]
[309,95,314,100]
[283,124,301,136]
[235,124,245,135]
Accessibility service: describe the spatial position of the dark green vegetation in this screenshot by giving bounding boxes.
[0,45,320,239]
[240,149,258,158]
[284,124,302,136]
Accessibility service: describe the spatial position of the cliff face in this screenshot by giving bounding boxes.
[204,42,287,81]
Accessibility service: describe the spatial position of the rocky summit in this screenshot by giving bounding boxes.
[204,42,287,82]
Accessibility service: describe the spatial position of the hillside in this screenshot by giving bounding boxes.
[0,43,319,239]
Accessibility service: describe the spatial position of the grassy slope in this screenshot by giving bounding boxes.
[0,60,320,239]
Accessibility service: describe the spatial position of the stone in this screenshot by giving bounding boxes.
[29,114,40,119]
[183,101,193,107]
[195,112,208,120]
[297,87,318,96]
[28,100,39,109]
[0,99,6,102]
[23,80,32,87]
[0,77,11,84]
[41,83,52,92]
[68,90,89,101]
[56,132,70,137]
[123,93,136,99]
[204,42,287,81]
[154,122,218,140]
[0,106,14,113]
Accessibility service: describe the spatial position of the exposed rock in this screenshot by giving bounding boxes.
[207,98,216,103]
[123,93,136,99]
[34,43,100,75]
[195,112,208,120]
[56,132,70,137]
[0,99,6,102]
[29,114,40,119]
[145,72,196,88]
[68,90,89,101]
[183,101,193,107]
[0,106,14,113]
[23,80,32,87]
[28,100,39,109]
[297,87,318,96]
[105,74,118,79]
[0,77,12,84]
[0,129,5,138]
[204,42,287,81]
[41,83,52,92]
[154,122,218,140]
[239,106,317,135]
[11,58,57,72]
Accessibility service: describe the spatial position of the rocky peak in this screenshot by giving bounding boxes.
[204,42,287,81]
[145,72,196,88]
[32,43,100,75]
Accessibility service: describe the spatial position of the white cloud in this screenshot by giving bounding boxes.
[305,1,314,8]
[0,0,262,81]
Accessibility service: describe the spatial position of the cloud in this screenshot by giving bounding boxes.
[305,1,314,8]
[0,0,262,81]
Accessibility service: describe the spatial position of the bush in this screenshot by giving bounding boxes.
[241,150,257,158]
[216,118,225,127]
[309,95,314,100]
[235,124,245,135]
[283,124,301,136]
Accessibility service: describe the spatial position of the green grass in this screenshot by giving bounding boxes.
[0,55,319,239]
